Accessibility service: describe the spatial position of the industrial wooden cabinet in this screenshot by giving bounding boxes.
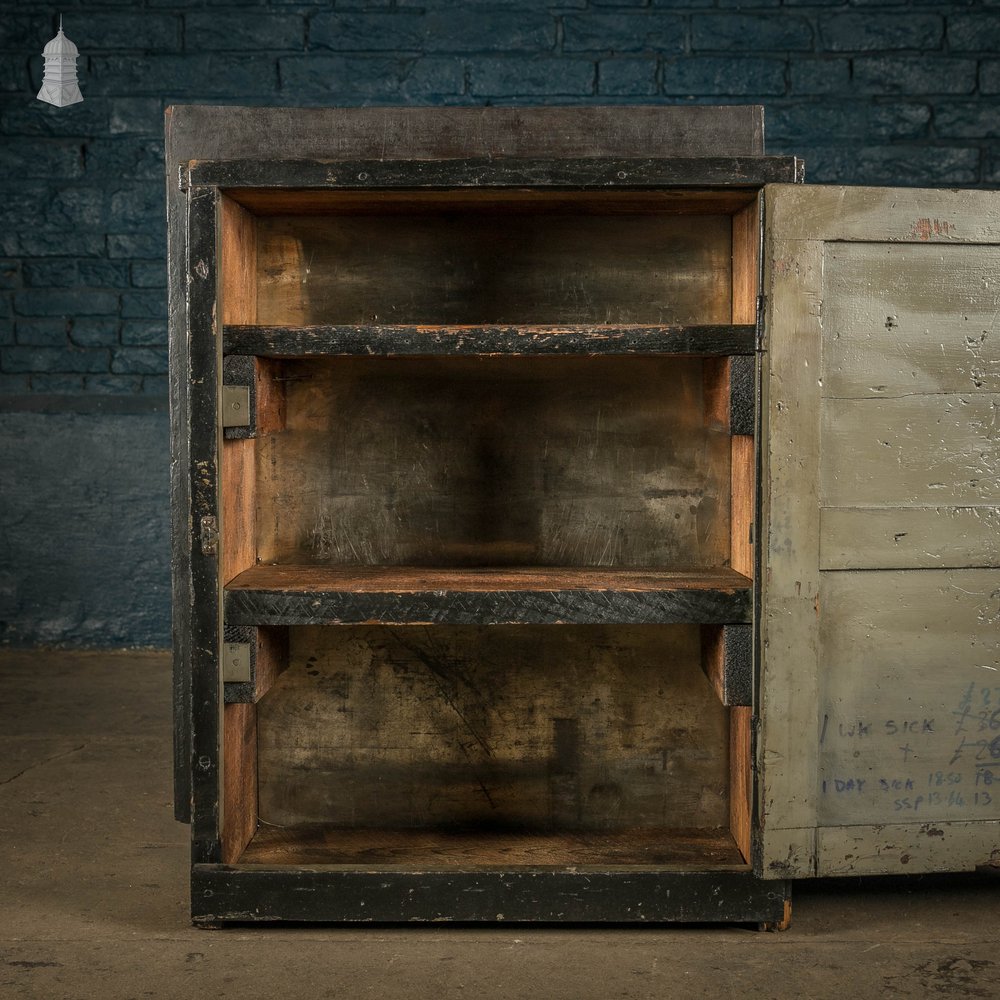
[167,106,1000,926]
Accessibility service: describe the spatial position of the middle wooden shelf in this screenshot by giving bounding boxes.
[224,564,753,626]
[222,323,757,358]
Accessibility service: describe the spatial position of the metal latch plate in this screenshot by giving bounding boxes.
[222,642,252,684]
[222,385,251,428]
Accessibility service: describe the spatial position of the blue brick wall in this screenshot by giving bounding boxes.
[0,1,997,395]
[1,1,997,647]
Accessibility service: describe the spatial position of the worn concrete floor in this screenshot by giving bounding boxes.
[1,649,998,1000]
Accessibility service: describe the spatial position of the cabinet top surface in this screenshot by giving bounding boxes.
[165,104,767,163]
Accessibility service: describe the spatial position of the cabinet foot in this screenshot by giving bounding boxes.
[759,896,792,932]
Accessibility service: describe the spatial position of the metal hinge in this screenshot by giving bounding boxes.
[199,515,218,557]
[755,295,766,351]
[221,385,251,428]
[750,713,760,774]
[178,164,188,192]
[222,642,252,684]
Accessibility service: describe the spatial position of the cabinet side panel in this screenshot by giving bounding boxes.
[167,109,193,823]
[729,197,759,861]
[219,197,260,860]
[221,703,257,864]
[186,187,223,864]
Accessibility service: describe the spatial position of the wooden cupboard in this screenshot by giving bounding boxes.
[167,105,999,925]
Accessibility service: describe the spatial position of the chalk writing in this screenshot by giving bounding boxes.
[818,680,1000,825]
[885,719,934,736]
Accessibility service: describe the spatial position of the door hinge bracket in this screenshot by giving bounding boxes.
[221,385,251,428]
[222,642,252,684]
[178,164,188,192]
[199,515,218,557]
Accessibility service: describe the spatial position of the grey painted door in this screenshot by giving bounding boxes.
[758,184,1000,878]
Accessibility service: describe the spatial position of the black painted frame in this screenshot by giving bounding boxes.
[175,153,790,924]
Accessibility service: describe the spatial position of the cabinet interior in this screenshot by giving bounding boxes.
[216,187,760,872]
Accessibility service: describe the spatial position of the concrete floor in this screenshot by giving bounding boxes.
[1,650,998,1000]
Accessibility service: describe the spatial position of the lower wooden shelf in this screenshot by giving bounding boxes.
[238,824,748,870]
[224,565,753,626]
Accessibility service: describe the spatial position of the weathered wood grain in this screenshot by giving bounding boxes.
[255,213,733,327]
[817,822,1000,876]
[167,122,192,821]
[189,156,801,192]
[229,188,760,217]
[817,568,1000,829]
[191,866,790,924]
[822,242,1000,399]
[225,565,753,626]
[732,195,761,327]
[221,437,254,586]
[765,184,1000,244]
[701,624,753,707]
[255,356,732,571]
[185,187,224,864]
[223,324,756,358]
[221,703,257,865]
[757,233,824,877]
[239,825,745,869]
[764,183,1000,881]
[257,625,730,830]
[221,196,257,326]
[728,195,758,863]
[731,707,753,862]
[821,394,1000,508]
[820,505,1000,570]
[168,105,768,163]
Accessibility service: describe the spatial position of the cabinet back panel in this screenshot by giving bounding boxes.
[255,356,732,568]
[255,212,732,326]
[257,625,730,831]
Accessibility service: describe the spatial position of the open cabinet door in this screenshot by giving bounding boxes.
[759,185,1000,878]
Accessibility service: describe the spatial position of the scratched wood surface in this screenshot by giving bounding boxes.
[822,242,1000,399]
[223,565,752,626]
[255,356,732,570]
[231,188,759,217]
[816,821,1000,876]
[257,209,731,329]
[757,232,823,878]
[762,184,1000,879]
[167,105,766,165]
[221,703,257,864]
[239,825,746,869]
[256,625,731,831]
[821,506,1000,571]
[818,569,1000,828]
[255,212,732,327]
[223,323,756,358]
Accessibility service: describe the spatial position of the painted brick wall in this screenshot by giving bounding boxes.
[1,2,997,395]
[0,1,996,646]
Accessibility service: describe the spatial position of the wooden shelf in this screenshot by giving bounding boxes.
[223,323,757,358]
[223,565,752,626]
[238,825,748,871]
